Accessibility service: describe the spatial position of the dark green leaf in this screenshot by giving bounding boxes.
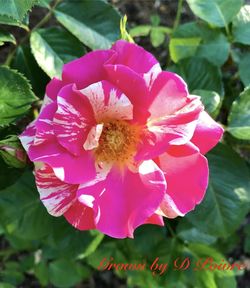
[186,0,242,27]
[0,66,37,127]
[192,89,222,118]
[187,143,250,237]
[169,58,223,94]
[54,0,120,50]
[244,225,250,253]
[34,261,49,286]
[11,45,49,98]
[239,52,250,87]
[228,87,250,140]
[30,26,86,78]
[0,14,29,30]
[49,259,85,288]
[0,0,37,22]
[0,170,54,240]
[233,5,250,45]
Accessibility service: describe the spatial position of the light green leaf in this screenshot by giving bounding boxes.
[186,0,243,27]
[187,143,250,237]
[0,170,54,240]
[0,29,16,46]
[239,52,250,87]
[169,57,223,94]
[30,27,86,78]
[233,5,250,45]
[54,0,120,50]
[228,87,250,140]
[170,37,201,62]
[170,22,230,66]
[0,66,37,127]
[150,27,166,47]
[129,25,151,37]
[0,0,37,22]
[192,89,222,118]
[49,259,87,288]
[34,261,49,287]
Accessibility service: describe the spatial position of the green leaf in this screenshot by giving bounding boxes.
[0,283,16,288]
[54,0,120,50]
[177,219,217,245]
[244,225,250,253]
[34,261,49,287]
[239,52,250,87]
[0,66,37,127]
[49,259,86,288]
[186,0,243,27]
[233,5,250,45]
[129,25,151,37]
[169,57,223,94]
[192,89,222,118]
[170,37,201,62]
[228,87,250,140]
[0,0,37,22]
[187,143,250,237]
[0,170,54,240]
[0,14,29,30]
[150,27,166,47]
[0,29,16,46]
[30,26,86,78]
[170,22,230,66]
[11,45,49,98]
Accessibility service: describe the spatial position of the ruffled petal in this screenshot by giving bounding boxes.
[111,40,159,74]
[148,71,189,119]
[53,84,95,156]
[35,164,78,216]
[62,50,116,89]
[104,64,150,123]
[80,80,133,122]
[191,111,224,154]
[77,160,166,238]
[136,96,203,160]
[158,142,209,216]
[29,136,96,184]
[64,200,96,230]
[19,120,36,152]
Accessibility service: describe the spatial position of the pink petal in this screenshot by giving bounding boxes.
[145,213,164,226]
[191,111,224,154]
[148,71,189,119]
[84,124,103,151]
[45,77,64,102]
[110,40,159,74]
[62,50,116,89]
[135,96,203,160]
[143,63,162,89]
[80,81,133,122]
[77,160,166,238]
[19,120,36,152]
[35,164,78,216]
[158,142,209,216]
[29,136,96,184]
[104,64,150,123]
[53,84,95,156]
[64,200,96,230]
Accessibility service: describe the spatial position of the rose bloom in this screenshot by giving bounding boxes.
[20,40,223,238]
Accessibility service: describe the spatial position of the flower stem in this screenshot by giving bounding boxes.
[173,0,183,30]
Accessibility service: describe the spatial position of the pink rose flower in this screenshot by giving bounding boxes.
[19,40,223,238]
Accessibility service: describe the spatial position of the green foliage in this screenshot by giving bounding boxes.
[187,143,250,237]
[228,87,250,140]
[54,0,120,50]
[0,0,249,287]
[30,27,86,78]
[0,66,37,127]
[186,0,243,28]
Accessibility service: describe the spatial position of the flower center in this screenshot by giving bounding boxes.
[95,120,140,164]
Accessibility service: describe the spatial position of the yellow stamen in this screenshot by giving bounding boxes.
[95,120,140,165]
